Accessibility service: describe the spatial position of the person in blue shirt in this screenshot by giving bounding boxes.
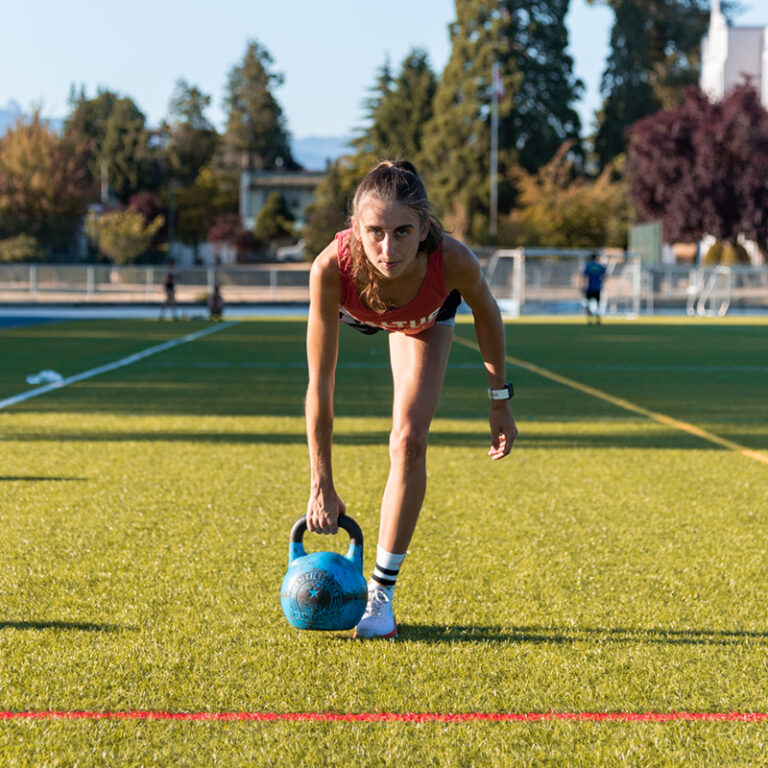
[582,253,607,324]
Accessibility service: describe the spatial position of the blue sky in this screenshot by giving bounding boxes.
[1,1,765,139]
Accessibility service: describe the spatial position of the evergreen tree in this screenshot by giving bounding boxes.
[65,88,156,202]
[303,158,369,256]
[498,1,583,173]
[592,0,658,168]
[422,1,507,241]
[422,0,582,242]
[354,58,394,152]
[253,191,295,241]
[354,50,437,162]
[588,0,726,168]
[163,79,218,186]
[101,98,155,201]
[222,40,297,172]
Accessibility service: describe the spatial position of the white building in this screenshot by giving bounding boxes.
[698,2,768,266]
[701,0,768,106]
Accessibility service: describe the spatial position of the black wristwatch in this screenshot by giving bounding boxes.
[488,383,514,400]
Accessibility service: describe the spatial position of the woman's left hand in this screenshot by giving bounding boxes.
[488,402,517,460]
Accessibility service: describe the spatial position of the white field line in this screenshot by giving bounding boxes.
[453,334,768,467]
[0,322,239,411]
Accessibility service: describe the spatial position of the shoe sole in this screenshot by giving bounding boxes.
[353,624,398,640]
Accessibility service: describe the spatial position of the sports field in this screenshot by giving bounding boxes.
[1,315,767,766]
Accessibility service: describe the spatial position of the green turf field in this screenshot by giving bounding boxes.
[0,316,767,766]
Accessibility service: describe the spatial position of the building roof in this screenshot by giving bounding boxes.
[244,171,325,189]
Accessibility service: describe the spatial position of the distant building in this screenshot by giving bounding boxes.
[701,0,768,106]
[240,170,325,232]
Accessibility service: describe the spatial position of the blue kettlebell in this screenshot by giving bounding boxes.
[280,515,368,631]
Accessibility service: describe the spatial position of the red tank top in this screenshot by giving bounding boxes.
[335,229,448,335]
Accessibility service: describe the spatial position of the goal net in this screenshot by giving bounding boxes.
[484,248,642,317]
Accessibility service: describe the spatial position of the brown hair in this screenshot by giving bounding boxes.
[348,160,444,313]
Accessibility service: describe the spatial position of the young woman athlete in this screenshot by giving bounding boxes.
[305,160,517,638]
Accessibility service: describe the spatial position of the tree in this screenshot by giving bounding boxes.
[0,234,46,262]
[65,88,158,202]
[0,112,91,251]
[85,208,164,264]
[588,0,734,168]
[302,156,373,257]
[163,79,219,186]
[497,1,583,173]
[353,50,438,162]
[173,167,238,249]
[254,191,295,241]
[627,84,768,254]
[101,98,156,201]
[591,0,659,168]
[222,40,297,172]
[508,142,634,247]
[422,0,583,241]
[208,213,264,262]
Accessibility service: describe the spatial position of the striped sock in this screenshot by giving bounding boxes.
[372,547,407,588]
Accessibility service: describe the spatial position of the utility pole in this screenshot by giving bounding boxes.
[168,182,176,261]
[100,159,109,206]
[490,62,501,243]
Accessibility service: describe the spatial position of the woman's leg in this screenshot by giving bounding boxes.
[354,324,453,638]
[378,324,454,553]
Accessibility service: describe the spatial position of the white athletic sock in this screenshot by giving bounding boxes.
[372,546,407,588]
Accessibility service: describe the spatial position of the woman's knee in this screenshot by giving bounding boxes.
[389,424,429,468]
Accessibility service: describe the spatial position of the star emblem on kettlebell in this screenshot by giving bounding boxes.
[308,585,320,600]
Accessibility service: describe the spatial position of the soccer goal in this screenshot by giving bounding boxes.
[685,266,732,317]
[485,247,642,317]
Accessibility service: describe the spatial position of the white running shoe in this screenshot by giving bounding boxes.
[353,582,398,639]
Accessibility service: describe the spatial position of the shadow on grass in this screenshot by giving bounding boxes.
[0,476,87,482]
[0,429,756,451]
[0,620,132,632]
[401,624,768,647]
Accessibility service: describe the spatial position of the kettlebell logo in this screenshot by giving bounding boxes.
[285,568,343,621]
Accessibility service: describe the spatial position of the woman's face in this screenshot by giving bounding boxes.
[353,196,430,280]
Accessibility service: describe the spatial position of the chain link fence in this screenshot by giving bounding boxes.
[0,263,311,305]
[1,260,767,315]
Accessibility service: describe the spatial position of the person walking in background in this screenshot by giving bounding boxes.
[160,257,178,320]
[583,252,607,324]
[208,284,224,321]
[305,160,517,639]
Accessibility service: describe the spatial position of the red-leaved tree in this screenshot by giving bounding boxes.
[627,84,768,250]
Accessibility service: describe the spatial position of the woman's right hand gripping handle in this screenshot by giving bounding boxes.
[306,487,346,534]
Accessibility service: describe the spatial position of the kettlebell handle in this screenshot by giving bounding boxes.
[289,515,364,548]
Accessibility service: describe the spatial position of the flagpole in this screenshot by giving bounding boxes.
[490,62,499,242]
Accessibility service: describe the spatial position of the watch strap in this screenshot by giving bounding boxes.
[488,383,514,400]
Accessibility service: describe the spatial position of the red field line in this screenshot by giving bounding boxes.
[1,711,768,723]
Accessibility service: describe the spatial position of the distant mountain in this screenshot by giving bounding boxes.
[0,100,23,135]
[0,100,64,135]
[291,135,353,171]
